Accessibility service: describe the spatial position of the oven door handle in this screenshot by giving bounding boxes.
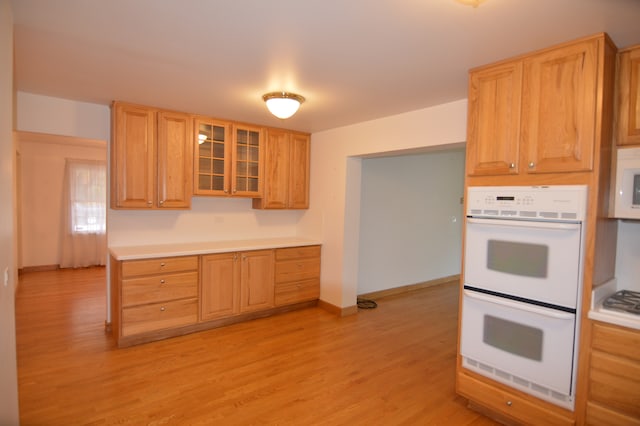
[463,290,575,320]
[466,217,581,230]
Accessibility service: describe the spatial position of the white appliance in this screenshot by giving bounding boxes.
[460,185,588,411]
[613,147,640,219]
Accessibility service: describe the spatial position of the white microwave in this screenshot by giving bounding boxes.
[613,147,640,219]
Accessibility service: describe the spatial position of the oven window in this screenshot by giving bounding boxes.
[483,315,543,361]
[487,240,548,278]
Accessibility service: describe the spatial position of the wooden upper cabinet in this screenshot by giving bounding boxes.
[157,111,193,208]
[231,124,263,197]
[193,118,232,196]
[615,44,640,146]
[252,129,310,209]
[522,38,598,174]
[111,103,156,208]
[466,34,613,177]
[111,102,193,209]
[466,61,522,176]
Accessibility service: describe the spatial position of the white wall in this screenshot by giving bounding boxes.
[17,134,106,268]
[0,0,20,422]
[17,92,110,141]
[357,150,465,294]
[300,100,468,308]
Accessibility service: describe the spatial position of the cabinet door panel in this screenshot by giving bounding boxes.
[522,39,598,173]
[288,132,310,208]
[617,46,640,146]
[240,250,274,313]
[262,129,290,208]
[112,104,155,208]
[232,125,262,197]
[194,119,231,195]
[157,111,193,208]
[200,253,239,321]
[466,61,522,176]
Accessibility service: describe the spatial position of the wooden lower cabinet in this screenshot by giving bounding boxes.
[112,255,199,345]
[586,321,640,425]
[112,244,320,347]
[456,371,575,425]
[274,245,320,306]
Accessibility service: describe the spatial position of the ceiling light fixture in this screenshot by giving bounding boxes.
[262,92,305,119]
[455,0,487,7]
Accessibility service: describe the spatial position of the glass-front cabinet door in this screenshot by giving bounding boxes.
[194,119,231,195]
[232,124,262,197]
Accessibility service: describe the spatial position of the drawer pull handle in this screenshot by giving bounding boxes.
[506,401,512,407]
[160,279,165,284]
[160,306,166,312]
[160,262,166,267]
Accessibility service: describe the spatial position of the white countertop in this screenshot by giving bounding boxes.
[109,237,321,261]
[588,278,640,331]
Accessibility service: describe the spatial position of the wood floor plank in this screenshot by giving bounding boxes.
[16,267,498,425]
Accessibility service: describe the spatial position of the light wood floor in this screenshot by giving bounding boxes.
[16,267,498,425]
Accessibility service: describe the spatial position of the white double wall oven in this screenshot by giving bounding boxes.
[460,185,588,410]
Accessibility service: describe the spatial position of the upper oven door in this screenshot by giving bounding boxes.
[464,217,582,309]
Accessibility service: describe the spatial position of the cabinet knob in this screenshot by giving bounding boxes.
[160,306,166,312]
[506,400,513,407]
[160,262,166,267]
[147,201,152,206]
[224,189,229,194]
[509,163,515,169]
[160,279,165,284]
[528,162,535,168]
[159,200,164,205]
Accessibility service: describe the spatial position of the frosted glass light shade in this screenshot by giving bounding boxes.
[263,92,305,119]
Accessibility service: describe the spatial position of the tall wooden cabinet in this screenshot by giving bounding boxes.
[615,44,640,146]
[459,33,618,426]
[253,128,310,209]
[111,102,193,209]
[466,35,602,176]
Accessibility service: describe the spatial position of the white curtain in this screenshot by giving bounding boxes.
[60,159,107,268]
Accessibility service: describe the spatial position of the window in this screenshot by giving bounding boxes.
[66,160,106,234]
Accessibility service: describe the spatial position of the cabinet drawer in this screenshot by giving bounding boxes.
[275,278,320,306]
[457,372,574,426]
[592,321,640,362]
[121,256,198,278]
[122,271,198,307]
[275,245,320,261]
[275,258,320,283]
[589,351,640,418]
[586,401,640,426]
[122,298,198,336]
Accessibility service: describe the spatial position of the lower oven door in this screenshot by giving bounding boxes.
[460,289,576,407]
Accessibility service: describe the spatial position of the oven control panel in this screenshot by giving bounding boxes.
[466,185,588,221]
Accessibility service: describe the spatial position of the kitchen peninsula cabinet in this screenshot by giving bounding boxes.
[110,240,320,347]
[252,128,310,209]
[615,44,640,146]
[586,321,640,424]
[111,102,193,209]
[466,33,614,177]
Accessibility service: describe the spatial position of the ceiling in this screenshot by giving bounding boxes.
[10,0,640,134]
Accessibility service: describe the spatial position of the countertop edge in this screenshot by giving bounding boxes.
[109,238,321,261]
